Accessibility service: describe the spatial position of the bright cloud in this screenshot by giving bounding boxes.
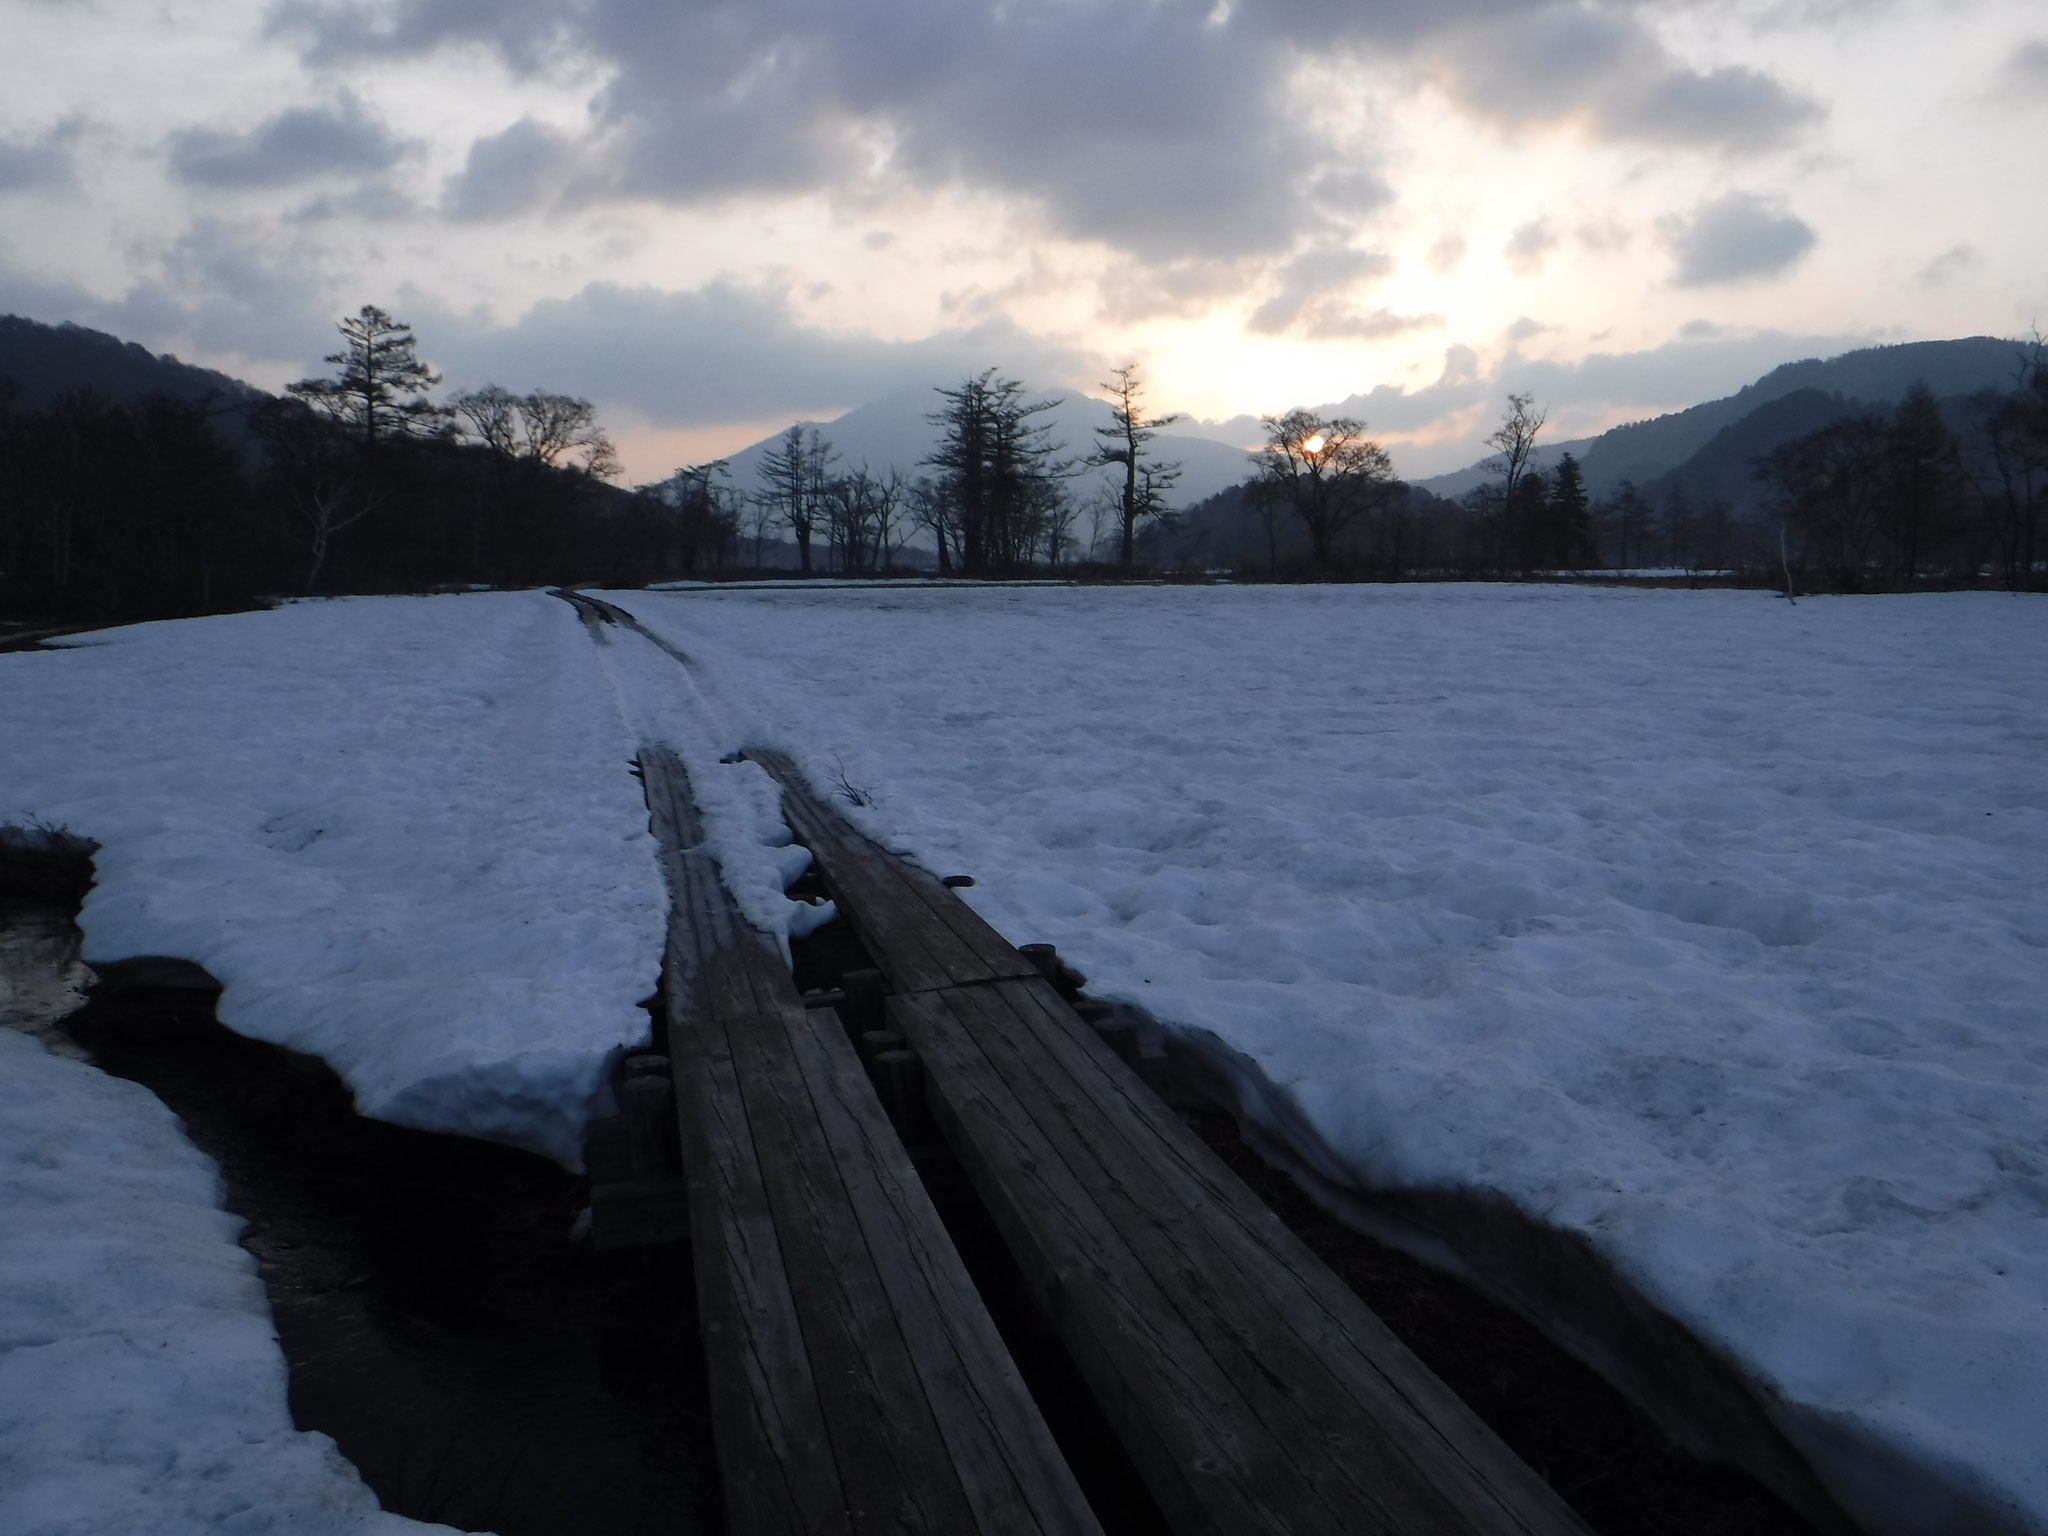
[0,0,2041,480]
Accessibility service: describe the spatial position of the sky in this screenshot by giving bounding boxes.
[2,0,2043,483]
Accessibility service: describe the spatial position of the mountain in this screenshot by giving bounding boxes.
[706,387,1259,510]
[1401,336,2023,504]
[1637,388,1859,518]
[0,314,270,422]
[1411,438,1597,500]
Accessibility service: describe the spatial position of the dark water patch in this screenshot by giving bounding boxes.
[2,885,720,1536]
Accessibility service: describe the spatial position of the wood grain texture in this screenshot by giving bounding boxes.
[644,746,1100,1536]
[759,753,1592,1536]
[751,749,1040,993]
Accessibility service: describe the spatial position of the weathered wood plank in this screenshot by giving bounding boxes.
[668,928,849,1536]
[646,747,1101,1536]
[919,979,1587,1535]
[757,759,1591,1536]
[750,750,1040,992]
[981,979,1589,1535]
[779,995,1102,1536]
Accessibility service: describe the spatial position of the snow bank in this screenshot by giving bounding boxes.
[0,1026,460,1536]
[0,594,667,1168]
[608,583,2048,1536]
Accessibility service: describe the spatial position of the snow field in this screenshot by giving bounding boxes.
[0,592,669,1168]
[0,1027,458,1536]
[606,582,2048,1536]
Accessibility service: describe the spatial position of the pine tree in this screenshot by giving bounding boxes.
[288,305,448,453]
[1550,453,1594,568]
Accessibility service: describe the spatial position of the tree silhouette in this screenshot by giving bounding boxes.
[925,370,1066,575]
[288,305,447,453]
[1249,409,1393,569]
[1087,364,1182,570]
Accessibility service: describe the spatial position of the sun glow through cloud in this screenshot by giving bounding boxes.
[0,0,2040,482]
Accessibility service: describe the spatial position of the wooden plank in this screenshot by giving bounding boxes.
[640,746,707,850]
[749,750,1040,993]
[747,760,1588,1536]
[647,749,1101,1536]
[911,979,1588,1536]
[982,980,1590,1534]
[668,927,849,1535]
[779,994,1102,1536]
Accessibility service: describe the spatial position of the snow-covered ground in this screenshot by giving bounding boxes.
[0,1026,457,1536]
[4,583,2044,1535]
[0,593,669,1169]
[603,582,2048,1536]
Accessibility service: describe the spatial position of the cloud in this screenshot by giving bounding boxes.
[1435,5,1821,154]
[1576,217,1631,253]
[262,0,1723,263]
[1915,244,1979,289]
[1244,247,1394,335]
[288,180,419,223]
[0,119,83,194]
[441,118,581,219]
[1504,219,1556,274]
[1660,191,1815,286]
[1998,38,2048,99]
[168,92,412,189]
[418,278,1098,426]
[0,220,334,366]
[1427,232,1467,273]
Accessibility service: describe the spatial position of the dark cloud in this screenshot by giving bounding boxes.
[1436,5,1820,154]
[417,278,1098,426]
[0,119,82,194]
[1603,63,1822,151]
[1660,191,1816,285]
[288,180,420,223]
[0,222,333,367]
[168,92,411,189]
[441,119,580,219]
[264,0,1784,261]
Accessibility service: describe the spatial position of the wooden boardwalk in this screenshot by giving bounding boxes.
[751,749,1594,1536]
[638,748,1101,1536]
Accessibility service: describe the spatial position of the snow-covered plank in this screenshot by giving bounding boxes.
[755,748,1042,992]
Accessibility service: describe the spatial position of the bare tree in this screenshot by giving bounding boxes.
[907,475,955,574]
[452,386,617,477]
[1249,409,1395,568]
[1484,392,1548,508]
[1086,364,1182,570]
[758,425,836,573]
[288,305,448,452]
[297,478,378,594]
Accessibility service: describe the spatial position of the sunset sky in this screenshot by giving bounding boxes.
[4,0,2043,481]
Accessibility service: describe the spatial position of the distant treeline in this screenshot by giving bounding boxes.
[0,309,734,625]
[1153,349,2048,591]
[5,311,2044,627]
